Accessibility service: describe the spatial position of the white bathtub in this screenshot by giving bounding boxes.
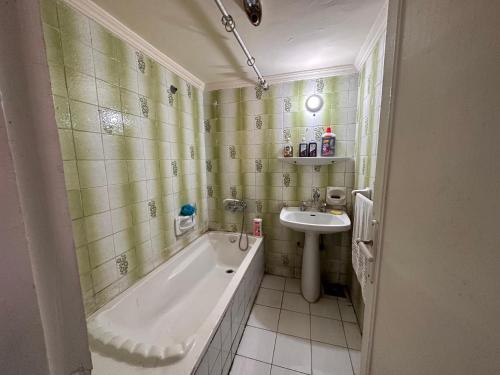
[88,231,264,375]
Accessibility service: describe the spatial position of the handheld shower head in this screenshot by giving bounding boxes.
[243,0,262,26]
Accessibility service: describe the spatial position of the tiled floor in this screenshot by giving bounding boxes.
[231,275,361,375]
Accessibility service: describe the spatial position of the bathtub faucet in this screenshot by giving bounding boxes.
[223,199,247,213]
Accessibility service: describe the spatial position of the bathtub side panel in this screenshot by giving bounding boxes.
[193,240,264,375]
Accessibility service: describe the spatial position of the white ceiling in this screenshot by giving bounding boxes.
[91,0,385,86]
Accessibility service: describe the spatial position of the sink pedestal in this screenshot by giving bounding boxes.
[279,207,351,303]
[301,232,321,302]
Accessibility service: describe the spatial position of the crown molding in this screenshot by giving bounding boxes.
[205,64,357,91]
[63,0,205,89]
[354,1,388,70]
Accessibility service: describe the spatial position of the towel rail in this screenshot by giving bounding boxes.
[352,187,372,200]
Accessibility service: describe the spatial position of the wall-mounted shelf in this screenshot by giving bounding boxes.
[279,156,350,166]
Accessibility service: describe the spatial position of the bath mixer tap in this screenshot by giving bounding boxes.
[223,199,247,213]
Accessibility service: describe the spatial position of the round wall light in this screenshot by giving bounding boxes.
[305,94,324,113]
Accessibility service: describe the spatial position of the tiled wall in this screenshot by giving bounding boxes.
[204,76,358,284]
[354,33,386,190]
[351,32,386,331]
[40,0,208,315]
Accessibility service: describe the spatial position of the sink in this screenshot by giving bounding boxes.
[279,207,351,233]
[280,207,351,302]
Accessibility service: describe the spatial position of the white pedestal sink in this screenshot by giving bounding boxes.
[280,207,351,302]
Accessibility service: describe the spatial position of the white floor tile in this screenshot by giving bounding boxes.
[343,322,362,350]
[230,355,272,375]
[310,297,341,320]
[237,326,276,363]
[278,310,310,339]
[282,292,310,314]
[349,350,361,375]
[248,304,280,331]
[311,316,347,347]
[337,295,350,304]
[339,302,358,323]
[273,334,311,374]
[261,274,286,291]
[284,278,301,294]
[312,341,353,375]
[255,288,283,308]
[271,365,304,375]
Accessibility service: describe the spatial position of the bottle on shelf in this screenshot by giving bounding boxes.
[299,136,309,157]
[308,128,317,157]
[321,127,336,157]
[283,135,293,157]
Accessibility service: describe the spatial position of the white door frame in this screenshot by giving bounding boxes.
[360,0,404,373]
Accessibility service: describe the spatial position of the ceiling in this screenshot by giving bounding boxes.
[91,0,385,86]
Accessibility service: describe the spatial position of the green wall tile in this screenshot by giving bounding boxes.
[88,235,115,268]
[43,24,64,65]
[58,129,75,160]
[40,0,59,28]
[97,79,121,111]
[70,100,100,133]
[72,217,87,247]
[57,2,91,46]
[90,20,117,58]
[81,186,110,216]
[66,68,98,105]
[94,51,120,86]
[63,160,80,190]
[66,190,83,220]
[53,96,71,129]
[77,160,107,188]
[62,35,95,76]
[84,211,112,243]
[73,130,104,160]
[48,64,68,97]
[75,246,91,274]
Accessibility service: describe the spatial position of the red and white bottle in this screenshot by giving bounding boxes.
[253,218,263,237]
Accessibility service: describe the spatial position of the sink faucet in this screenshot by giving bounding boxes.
[319,201,327,213]
[312,188,321,205]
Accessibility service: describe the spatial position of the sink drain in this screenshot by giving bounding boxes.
[226,269,234,274]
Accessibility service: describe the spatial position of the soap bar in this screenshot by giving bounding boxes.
[329,209,343,215]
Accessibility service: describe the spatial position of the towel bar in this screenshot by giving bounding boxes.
[352,188,372,200]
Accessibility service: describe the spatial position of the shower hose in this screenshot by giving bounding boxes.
[239,207,249,251]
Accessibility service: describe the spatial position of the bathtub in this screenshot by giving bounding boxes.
[88,231,264,375]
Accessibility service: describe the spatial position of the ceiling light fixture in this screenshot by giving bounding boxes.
[305,94,323,113]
